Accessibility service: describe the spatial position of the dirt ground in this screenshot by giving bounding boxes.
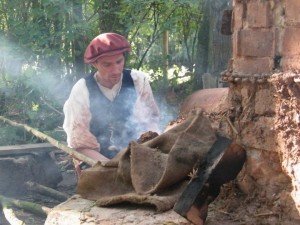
[207,185,292,225]
[0,151,298,225]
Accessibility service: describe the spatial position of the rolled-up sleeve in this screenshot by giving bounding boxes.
[63,79,100,152]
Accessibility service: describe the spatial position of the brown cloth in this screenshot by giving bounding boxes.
[76,109,217,212]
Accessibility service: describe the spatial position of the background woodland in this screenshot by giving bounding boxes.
[0,0,232,145]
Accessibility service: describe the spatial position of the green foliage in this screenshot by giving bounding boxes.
[0,59,65,144]
[0,125,20,145]
[145,64,193,98]
[121,0,203,71]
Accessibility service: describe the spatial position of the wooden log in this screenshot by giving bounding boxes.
[0,143,57,156]
[2,204,27,225]
[25,181,69,202]
[0,195,51,217]
[0,116,97,166]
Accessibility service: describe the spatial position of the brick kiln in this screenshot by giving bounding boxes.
[221,0,300,220]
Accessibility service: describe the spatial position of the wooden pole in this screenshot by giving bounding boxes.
[25,181,69,202]
[0,116,97,166]
[0,195,51,217]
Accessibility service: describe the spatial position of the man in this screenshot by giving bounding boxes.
[63,33,160,174]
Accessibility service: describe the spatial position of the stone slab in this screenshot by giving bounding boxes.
[45,195,192,225]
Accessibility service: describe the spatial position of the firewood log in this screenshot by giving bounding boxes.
[0,116,97,166]
[2,204,27,225]
[0,195,51,217]
[25,181,69,201]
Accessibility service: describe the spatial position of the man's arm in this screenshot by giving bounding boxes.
[63,79,109,162]
[131,70,161,134]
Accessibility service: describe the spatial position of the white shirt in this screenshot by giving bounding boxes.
[63,69,160,153]
[97,73,122,101]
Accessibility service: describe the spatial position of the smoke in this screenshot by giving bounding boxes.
[0,35,75,147]
[0,35,74,107]
[0,34,180,148]
[157,99,178,131]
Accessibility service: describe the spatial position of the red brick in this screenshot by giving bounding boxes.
[233,57,273,74]
[281,56,300,71]
[238,29,274,57]
[232,2,245,31]
[282,27,300,56]
[232,32,238,58]
[247,0,271,28]
[274,28,281,56]
[284,0,300,25]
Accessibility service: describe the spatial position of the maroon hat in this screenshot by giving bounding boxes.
[84,33,131,64]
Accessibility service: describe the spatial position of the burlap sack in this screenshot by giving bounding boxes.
[76,109,217,212]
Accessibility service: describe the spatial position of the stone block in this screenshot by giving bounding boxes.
[45,196,191,225]
[238,29,274,57]
[285,0,300,25]
[282,27,300,56]
[233,57,273,74]
[247,0,271,28]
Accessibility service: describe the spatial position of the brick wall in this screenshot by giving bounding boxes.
[228,0,300,75]
[222,0,300,220]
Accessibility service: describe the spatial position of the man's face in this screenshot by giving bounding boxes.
[93,53,125,88]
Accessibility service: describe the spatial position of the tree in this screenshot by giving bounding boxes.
[0,0,232,145]
[95,0,126,34]
[194,0,232,90]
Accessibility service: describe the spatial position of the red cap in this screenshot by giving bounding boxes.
[84,33,131,64]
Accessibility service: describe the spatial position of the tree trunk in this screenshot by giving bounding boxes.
[162,31,169,71]
[207,0,232,77]
[194,0,232,90]
[97,0,125,34]
[193,1,209,91]
[73,0,85,79]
